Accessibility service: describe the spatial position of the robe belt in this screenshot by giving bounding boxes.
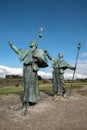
[23,63,32,66]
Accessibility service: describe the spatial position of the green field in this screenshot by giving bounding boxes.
[0,84,52,94]
[0,78,87,95]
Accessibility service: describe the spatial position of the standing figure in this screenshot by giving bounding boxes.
[52,53,75,97]
[8,41,51,107]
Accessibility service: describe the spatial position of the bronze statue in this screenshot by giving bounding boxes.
[8,40,51,108]
[52,53,75,98]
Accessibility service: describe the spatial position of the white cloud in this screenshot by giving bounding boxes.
[38,71,52,79]
[81,52,87,57]
[64,60,87,79]
[0,65,52,79]
[0,65,23,78]
[0,60,87,79]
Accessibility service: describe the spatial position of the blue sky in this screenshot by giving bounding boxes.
[0,0,87,78]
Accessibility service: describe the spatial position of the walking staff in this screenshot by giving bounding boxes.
[68,42,81,98]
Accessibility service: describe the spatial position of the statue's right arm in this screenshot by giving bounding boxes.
[8,41,19,54]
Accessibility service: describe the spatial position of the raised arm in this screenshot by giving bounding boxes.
[8,41,19,54]
[44,50,52,60]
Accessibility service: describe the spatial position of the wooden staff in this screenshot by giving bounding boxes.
[68,42,81,98]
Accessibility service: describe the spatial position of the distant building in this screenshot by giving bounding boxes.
[6,75,22,78]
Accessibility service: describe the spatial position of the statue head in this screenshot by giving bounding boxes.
[29,41,38,48]
[58,53,63,58]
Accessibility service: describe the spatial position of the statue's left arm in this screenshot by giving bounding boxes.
[68,65,76,70]
[65,61,76,70]
[59,60,75,70]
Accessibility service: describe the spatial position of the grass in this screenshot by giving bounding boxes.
[39,84,52,91]
[0,87,23,94]
[66,82,87,96]
[0,84,52,94]
[0,81,87,95]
